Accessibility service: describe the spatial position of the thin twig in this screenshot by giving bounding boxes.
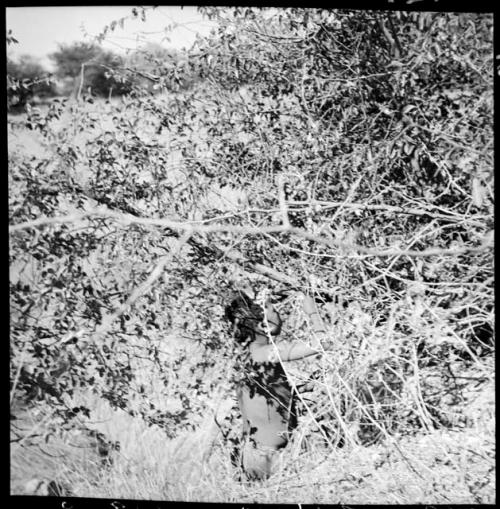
[277,175,290,228]
[10,339,30,406]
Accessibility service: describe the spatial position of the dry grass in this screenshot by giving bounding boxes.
[11,367,495,503]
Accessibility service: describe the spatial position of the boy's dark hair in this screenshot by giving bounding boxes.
[225,291,283,343]
[224,292,265,344]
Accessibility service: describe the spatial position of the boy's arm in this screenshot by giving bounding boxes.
[251,295,329,362]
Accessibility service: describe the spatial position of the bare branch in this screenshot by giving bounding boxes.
[223,248,297,286]
[9,209,493,258]
[92,231,192,358]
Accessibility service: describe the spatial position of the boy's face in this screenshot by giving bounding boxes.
[255,299,282,337]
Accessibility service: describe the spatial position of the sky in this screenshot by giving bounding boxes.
[6,6,217,70]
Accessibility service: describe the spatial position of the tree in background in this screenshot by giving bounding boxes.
[49,41,131,97]
[7,55,57,111]
[124,42,177,93]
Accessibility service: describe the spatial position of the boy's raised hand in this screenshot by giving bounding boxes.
[300,293,318,315]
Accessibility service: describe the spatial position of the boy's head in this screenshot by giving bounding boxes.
[225,289,282,343]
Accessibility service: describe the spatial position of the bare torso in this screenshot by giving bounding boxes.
[238,344,297,449]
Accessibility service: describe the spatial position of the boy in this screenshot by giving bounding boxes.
[225,287,328,480]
